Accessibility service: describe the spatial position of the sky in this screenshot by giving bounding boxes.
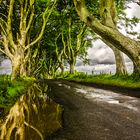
[75,2,140,74]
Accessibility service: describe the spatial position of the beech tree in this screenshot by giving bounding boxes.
[73,0,140,76]
[40,0,89,75]
[102,39,127,75]
[91,32,128,75]
[62,19,87,74]
[0,0,57,80]
[55,1,89,74]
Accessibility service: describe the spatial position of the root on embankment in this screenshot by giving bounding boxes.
[0,83,63,140]
[0,99,27,140]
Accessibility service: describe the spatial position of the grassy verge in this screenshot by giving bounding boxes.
[57,71,140,89]
[0,75,35,110]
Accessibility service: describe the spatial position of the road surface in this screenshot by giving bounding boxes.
[46,80,140,140]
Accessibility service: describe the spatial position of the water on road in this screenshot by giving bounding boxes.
[1,80,140,140]
[0,82,63,140]
[47,80,140,140]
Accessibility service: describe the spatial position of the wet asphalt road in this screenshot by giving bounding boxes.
[46,80,140,140]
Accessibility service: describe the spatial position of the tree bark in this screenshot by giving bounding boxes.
[133,60,140,76]
[102,39,127,75]
[55,34,65,76]
[0,0,57,80]
[11,52,27,80]
[111,47,127,75]
[73,0,140,75]
[60,64,64,75]
[70,61,75,74]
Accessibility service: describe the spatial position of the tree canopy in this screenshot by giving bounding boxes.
[0,0,140,79]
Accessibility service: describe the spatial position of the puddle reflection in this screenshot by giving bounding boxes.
[0,82,63,140]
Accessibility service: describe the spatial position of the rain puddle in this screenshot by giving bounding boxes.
[58,83,71,89]
[57,82,140,112]
[73,84,140,112]
[0,82,63,140]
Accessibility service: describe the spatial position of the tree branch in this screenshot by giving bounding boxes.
[7,0,16,50]
[61,32,67,59]
[76,24,87,54]
[1,32,14,59]
[0,21,7,36]
[24,121,43,140]
[0,48,6,55]
[25,0,58,50]
[26,1,35,33]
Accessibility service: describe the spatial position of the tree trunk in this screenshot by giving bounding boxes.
[102,39,127,75]
[0,0,57,80]
[67,55,76,74]
[60,64,64,75]
[111,47,127,75]
[11,53,27,80]
[73,0,140,75]
[69,60,76,74]
[70,63,75,74]
[133,59,140,76]
[91,22,140,75]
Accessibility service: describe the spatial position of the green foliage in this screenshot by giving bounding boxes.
[7,86,25,97]
[30,0,91,77]
[0,75,34,109]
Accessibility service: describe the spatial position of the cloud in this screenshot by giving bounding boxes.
[76,38,133,74]
[0,59,12,74]
[87,40,132,65]
[124,2,140,34]
[88,40,115,65]
[76,59,83,66]
[125,2,140,18]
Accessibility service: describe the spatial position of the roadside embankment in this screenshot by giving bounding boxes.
[56,72,140,97]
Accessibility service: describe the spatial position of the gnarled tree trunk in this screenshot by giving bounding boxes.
[73,0,140,76]
[0,0,57,80]
[11,52,27,80]
[102,39,127,75]
[59,64,64,75]
[112,47,127,75]
[70,59,76,74]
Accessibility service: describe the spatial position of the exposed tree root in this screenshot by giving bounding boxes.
[24,121,44,140]
[0,83,63,140]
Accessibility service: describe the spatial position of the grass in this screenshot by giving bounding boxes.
[0,75,35,110]
[56,71,140,89]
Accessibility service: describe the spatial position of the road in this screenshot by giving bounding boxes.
[46,80,140,140]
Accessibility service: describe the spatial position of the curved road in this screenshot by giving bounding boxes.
[46,80,140,140]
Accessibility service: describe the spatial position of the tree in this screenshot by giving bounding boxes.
[55,34,65,75]
[40,0,90,74]
[0,0,57,80]
[102,39,127,75]
[73,0,140,76]
[62,18,87,74]
[91,30,128,75]
[54,1,89,74]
